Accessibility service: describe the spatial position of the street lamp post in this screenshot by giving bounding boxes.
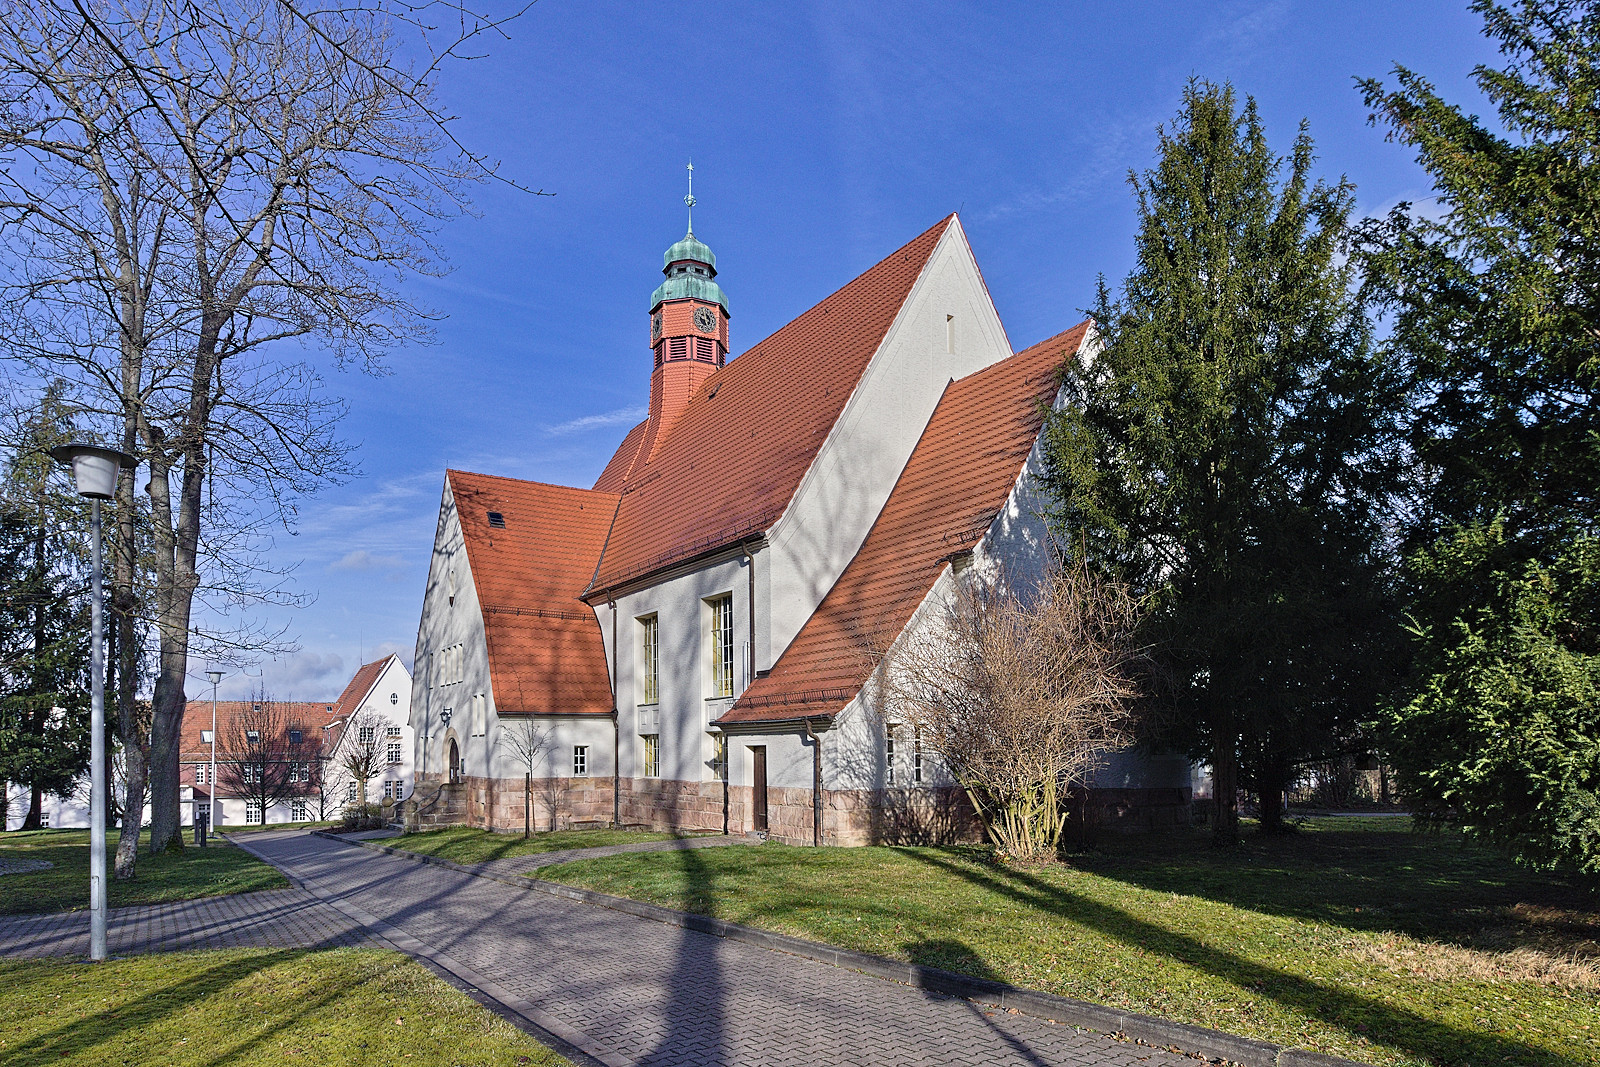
[206,671,223,842]
[49,443,136,963]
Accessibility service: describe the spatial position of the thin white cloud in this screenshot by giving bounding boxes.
[330,549,405,572]
[543,405,647,437]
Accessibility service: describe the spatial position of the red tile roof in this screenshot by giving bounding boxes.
[586,216,957,594]
[448,470,620,715]
[333,655,395,716]
[592,418,647,492]
[178,700,342,762]
[717,323,1088,725]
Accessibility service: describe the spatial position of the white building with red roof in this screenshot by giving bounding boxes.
[412,213,1192,843]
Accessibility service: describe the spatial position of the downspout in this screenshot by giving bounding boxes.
[610,597,621,828]
[804,719,823,847]
[733,543,758,837]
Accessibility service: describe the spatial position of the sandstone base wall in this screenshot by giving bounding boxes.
[413,773,1190,845]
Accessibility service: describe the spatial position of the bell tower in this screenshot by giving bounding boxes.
[640,163,729,463]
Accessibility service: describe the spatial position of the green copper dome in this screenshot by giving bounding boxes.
[651,229,729,314]
[663,233,716,271]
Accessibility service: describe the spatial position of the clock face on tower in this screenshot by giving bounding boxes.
[693,306,718,334]
[651,313,662,343]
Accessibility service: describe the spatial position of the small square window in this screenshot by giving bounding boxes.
[386,725,401,738]
[200,730,213,744]
[359,726,376,745]
[288,729,303,744]
[246,729,260,744]
[573,746,589,778]
[487,511,506,528]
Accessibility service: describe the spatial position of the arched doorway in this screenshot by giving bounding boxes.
[448,738,461,784]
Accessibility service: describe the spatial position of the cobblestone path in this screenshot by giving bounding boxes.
[239,829,1186,1067]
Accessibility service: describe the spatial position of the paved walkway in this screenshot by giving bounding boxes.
[238,829,1185,1067]
[0,888,371,959]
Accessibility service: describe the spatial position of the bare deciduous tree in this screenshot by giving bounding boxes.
[496,717,550,838]
[217,696,321,823]
[334,706,388,807]
[880,561,1144,864]
[0,0,533,859]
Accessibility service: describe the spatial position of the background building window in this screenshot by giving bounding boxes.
[573,746,589,777]
[913,727,924,784]
[642,734,660,778]
[885,724,898,785]
[388,742,403,765]
[195,765,207,785]
[640,615,659,704]
[288,729,303,744]
[359,725,376,744]
[386,725,401,737]
[712,734,727,782]
[291,800,308,822]
[245,801,263,825]
[346,781,358,802]
[708,594,734,697]
[382,780,394,799]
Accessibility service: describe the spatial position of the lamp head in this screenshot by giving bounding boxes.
[206,671,224,685]
[48,443,136,500]
[439,710,452,726]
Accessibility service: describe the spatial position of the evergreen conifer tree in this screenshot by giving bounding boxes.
[1044,81,1404,844]
[1358,0,1600,873]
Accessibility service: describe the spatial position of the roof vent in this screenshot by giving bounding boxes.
[487,511,506,528]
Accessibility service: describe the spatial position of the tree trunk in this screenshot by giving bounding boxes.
[1257,757,1288,833]
[1212,726,1240,847]
[524,773,530,839]
[22,784,42,830]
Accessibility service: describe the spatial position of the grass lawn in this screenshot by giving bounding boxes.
[0,948,571,1066]
[0,829,286,916]
[541,818,1600,1067]
[388,825,708,866]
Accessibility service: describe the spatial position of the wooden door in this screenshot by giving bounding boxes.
[448,739,461,783]
[751,746,768,832]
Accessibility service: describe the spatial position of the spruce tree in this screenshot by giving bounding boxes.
[1358,0,1600,873]
[0,396,92,829]
[1044,81,1403,844]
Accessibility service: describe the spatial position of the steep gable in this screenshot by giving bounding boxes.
[448,471,619,715]
[719,323,1089,724]
[587,216,956,593]
[593,418,647,493]
[333,655,395,716]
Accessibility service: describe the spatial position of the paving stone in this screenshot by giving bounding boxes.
[239,830,1191,1067]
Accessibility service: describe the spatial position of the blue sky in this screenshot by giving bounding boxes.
[222,0,1500,700]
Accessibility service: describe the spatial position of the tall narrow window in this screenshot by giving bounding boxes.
[642,734,660,778]
[946,314,955,353]
[708,594,734,698]
[640,615,659,704]
[471,693,486,737]
[913,726,924,784]
[712,734,728,782]
[885,724,898,785]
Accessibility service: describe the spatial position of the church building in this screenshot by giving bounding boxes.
[410,207,1191,843]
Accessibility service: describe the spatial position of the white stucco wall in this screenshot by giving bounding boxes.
[765,220,1014,664]
[411,479,496,781]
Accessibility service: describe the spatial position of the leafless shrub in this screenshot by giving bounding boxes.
[879,560,1144,864]
[496,717,550,838]
[217,695,321,821]
[333,706,389,806]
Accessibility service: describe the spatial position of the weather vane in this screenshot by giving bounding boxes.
[685,160,696,234]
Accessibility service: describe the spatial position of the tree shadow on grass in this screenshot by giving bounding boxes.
[0,950,372,1067]
[899,848,1571,1067]
[1073,826,1599,955]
